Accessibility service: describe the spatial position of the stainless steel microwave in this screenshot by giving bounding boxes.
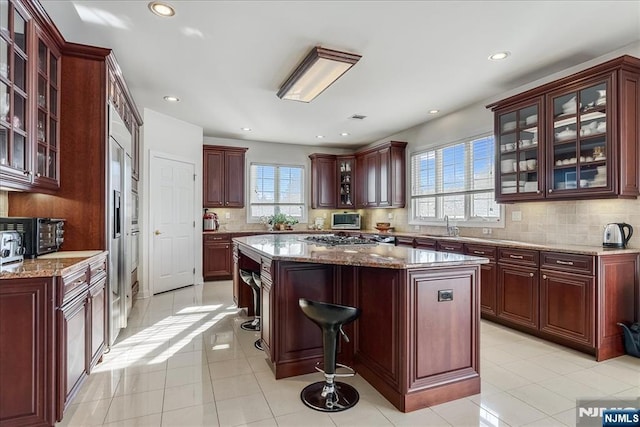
[331,212,361,230]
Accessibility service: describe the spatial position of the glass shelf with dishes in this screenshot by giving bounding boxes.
[497,103,541,197]
[337,156,355,208]
[550,81,608,193]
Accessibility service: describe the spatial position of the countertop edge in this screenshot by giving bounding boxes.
[0,251,108,280]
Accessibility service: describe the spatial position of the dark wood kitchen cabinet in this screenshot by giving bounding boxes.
[355,141,407,208]
[0,276,56,427]
[489,55,640,202]
[204,145,248,208]
[9,43,143,251]
[309,153,337,208]
[465,243,498,318]
[308,154,356,209]
[496,247,539,331]
[203,233,232,280]
[0,0,62,193]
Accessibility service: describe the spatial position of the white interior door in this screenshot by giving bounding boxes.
[150,154,195,294]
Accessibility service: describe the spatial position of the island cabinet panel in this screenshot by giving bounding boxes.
[596,254,639,361]
[402,267,480,411]
[260,259,273,358]
[0,277,56,427]
[272,262,339,379]
[353,267,402,392]
[540,270,594,346]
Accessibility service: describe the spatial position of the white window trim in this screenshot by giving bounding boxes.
[246,162,307,224]
[409,133,504,229]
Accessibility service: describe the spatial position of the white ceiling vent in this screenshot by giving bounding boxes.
[350,114,367,120]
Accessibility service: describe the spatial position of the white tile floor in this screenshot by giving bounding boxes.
[57,281,640,427]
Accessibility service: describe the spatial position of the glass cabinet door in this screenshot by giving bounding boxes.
[497,101,542,199]
[337,156,355,208]
[0,0,29,177]
[34,31,60,186]
[550,79,608,194]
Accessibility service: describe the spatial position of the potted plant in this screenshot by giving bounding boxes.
[268,212,289,231]
[284,216,299,230]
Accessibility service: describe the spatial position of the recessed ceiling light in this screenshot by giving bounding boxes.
[428,109,439,114]
[316,135,325,139]
[241,127,252,132]
[488,51,510,61]
[340,132,350,136]
[163,95,180,102]
[148,1,175,17]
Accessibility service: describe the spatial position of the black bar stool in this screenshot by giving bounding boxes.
[239,269,260,332]
[298,298,361,412]
[251,272,263,351]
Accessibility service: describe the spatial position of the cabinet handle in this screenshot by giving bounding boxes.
[549,189,553,193]
[36,173,41,177]
[225,245,229,249]
[536,190,541,194]
[225,202,229,205]
[556,260,574,266]
[509,254,524,259]
[529,273,534,277]
[444,246,455,250]
[543,274,547,279]
[473,250,486,255]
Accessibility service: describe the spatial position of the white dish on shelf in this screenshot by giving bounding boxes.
[555,128,577,141]
[525,115,537,125]
[502,180,518,187]
[524,181,538,192]
[503,121,517,132]
[595,97,606,106]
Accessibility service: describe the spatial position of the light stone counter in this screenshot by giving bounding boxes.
[232,234,488,269]
[0,251,107,279]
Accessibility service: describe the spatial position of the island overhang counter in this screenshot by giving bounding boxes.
[232,234,488,412]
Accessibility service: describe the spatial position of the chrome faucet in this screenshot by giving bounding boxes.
[444,215,459,237]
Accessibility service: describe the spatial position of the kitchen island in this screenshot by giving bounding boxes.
[233,234,488,412]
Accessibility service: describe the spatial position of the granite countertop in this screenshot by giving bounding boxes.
[233,234,488,269]
[357,230,640,256]
[0,251,108,280]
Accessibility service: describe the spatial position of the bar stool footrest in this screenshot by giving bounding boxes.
[313,362,356,377]
[240,319,260,331]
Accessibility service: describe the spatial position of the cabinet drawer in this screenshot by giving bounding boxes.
[541,252,594,275]
[498,247,539,267]
[395,236,415,247]
[204,233,231,242]
[58,267,90,307]
[415,237,437,249]
[88,256,107,284]
[437,240,464,253]
[465,244,497,261]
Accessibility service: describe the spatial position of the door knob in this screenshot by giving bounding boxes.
[154,230,162,235]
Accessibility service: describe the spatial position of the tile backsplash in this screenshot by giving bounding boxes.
[0,191,7,217]
[209,198,640,249]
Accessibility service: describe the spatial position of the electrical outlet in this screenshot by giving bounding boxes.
[225,212,231,219]
[482,228,489,235]
[414,225,420,231]
[323,213,327,219]
[387,213,393,220]
[511,211,522,222]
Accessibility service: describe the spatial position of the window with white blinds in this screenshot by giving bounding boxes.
[249,163,306,222]
[410,134,502,225]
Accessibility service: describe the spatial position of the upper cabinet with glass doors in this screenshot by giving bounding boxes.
[0,0,62,192]
[489,55,640,202]
[0,0,31,187]
[495,99,544,202]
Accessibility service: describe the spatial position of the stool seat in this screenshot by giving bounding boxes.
[298,298,361,412]
[239,269,261,333]
[299,299,360,330]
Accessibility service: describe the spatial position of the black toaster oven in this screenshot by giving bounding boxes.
[0,217,65,258]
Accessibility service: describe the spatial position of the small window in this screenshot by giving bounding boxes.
[248,163,306,223]
[410,134,503,226]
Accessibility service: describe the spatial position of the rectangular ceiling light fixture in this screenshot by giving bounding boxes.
[277,46,361,103]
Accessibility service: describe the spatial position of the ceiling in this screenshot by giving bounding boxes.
[41,1,640,148]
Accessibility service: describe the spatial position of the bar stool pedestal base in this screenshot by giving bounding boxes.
[300,381,359,412]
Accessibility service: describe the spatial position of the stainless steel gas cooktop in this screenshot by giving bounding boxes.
[303,235,378,247]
